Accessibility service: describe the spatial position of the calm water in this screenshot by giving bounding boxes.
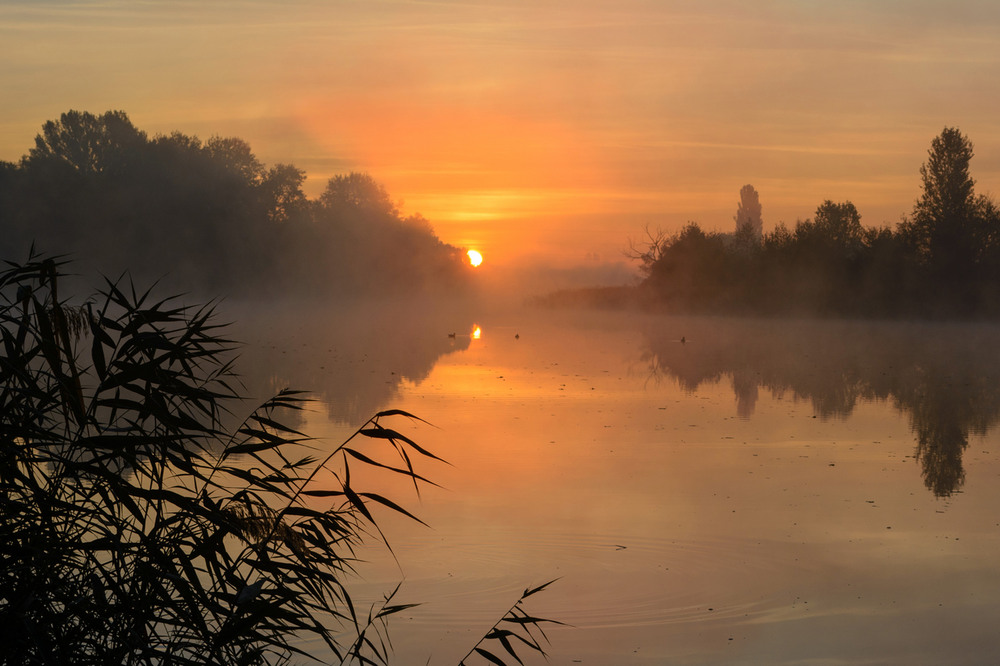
[233,305,1000,665]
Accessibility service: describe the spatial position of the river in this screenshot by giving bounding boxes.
[231,304,1000,665]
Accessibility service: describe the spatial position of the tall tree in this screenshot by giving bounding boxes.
[734,184,763,241]
[901,127,982,276]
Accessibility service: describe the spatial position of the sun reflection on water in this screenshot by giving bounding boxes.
[471,325,482,340]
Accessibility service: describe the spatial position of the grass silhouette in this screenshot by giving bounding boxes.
[0,253,557,665]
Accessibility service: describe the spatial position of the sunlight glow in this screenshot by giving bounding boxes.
[472,325,482,340]
[467,249,483,267]
[3,3,997,266]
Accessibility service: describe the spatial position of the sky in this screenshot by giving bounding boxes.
[3,0,1000,269]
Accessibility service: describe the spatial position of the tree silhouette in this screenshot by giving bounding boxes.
[898,127,998,310]
[629,129,1000,318]
[205,136,266,186]
[904,128,976,259]
[26,110,147,176]
[320,172,399,216]
[812,200,864,252]
[0,110,471,300]
[734,184,763,241]
[261,163,310,224]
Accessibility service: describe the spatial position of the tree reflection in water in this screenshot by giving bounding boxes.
[223,299,474,428]
[642,317,1000,497]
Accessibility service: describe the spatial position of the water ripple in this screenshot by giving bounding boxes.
[372,528,822,630]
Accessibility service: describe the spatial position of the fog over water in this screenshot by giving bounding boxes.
[221,302,1000,664]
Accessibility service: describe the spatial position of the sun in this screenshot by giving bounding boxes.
[467,249,483,267]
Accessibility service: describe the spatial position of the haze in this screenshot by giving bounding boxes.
[8,5,1000,663]
[3,0,1000,270]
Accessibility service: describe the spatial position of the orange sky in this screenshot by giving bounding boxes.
[3,1,1000,268]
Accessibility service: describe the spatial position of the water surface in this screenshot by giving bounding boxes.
[235,307,1000,665]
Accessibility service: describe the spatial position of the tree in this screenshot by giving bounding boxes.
[25,110,147,176]
[734,184,763,242]
[625,225,670,276]
[900,127,983,275]
[205,136,266,186]
[779,201,868,313]
[644,223,744,311]
[1,110,473,300]
[812,200,864,252]
[320,172,398,217]
[261,163,309,224]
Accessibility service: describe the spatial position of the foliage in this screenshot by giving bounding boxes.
[0,110,469,299]
[28,110,148,176]
[733,184,762,240]
[636,128,1000,318]
[458,580,564,666]
[642,223,752,313]
[0,255,553,665]
[320,173,398,217]
[900,127,978,264]
[811,200,864,252]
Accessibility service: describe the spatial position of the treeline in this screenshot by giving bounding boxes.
[0,110,470,298]
[637,128,1000,318]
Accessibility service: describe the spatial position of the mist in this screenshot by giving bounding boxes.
[224,296,476,430]
[541,128,1000,319]
[642,315,1000,497]
[0,111,481,309]
[6,113,1000,327]
[0,110,652,437]
[8,109,1000,666]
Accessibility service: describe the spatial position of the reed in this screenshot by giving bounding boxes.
[458,580,564,666]
[0,253,557,665]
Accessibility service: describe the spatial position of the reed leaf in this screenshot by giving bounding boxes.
[0,255,448,665]
[458,580,564,666]
[0,254,563,665]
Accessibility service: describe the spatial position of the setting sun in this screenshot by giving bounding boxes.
[467,250,483,267]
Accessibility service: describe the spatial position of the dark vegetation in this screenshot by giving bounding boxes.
[608,127,1000,318]
[643,316,1000,497]
[0,256,557,665]
[0,110,556,664]
[0,111,471,300]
